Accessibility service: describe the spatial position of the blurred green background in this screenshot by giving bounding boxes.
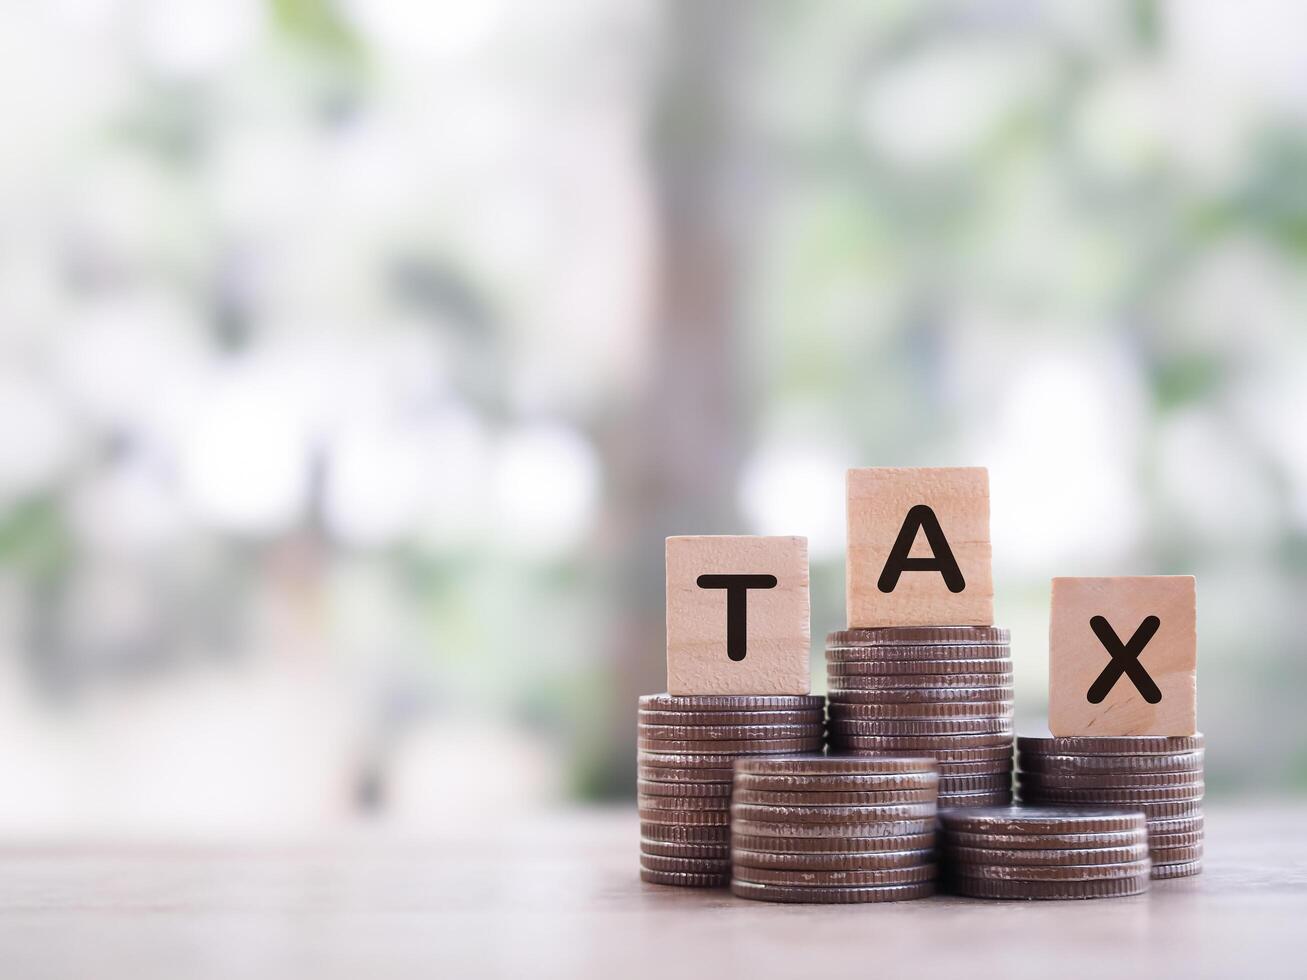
[0,0,1303,835]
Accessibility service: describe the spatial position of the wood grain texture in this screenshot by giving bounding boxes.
[845,467,993,627]
[665,535,810,695]
[1049,576,1198,736]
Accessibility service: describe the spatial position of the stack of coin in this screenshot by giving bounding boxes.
[637,694,825,887]
[728,755,939,903]
[939,806,1151,899]
[1015,734,1205,879]
[825,627,1013,807]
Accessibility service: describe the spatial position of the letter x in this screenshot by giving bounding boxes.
[1086,615,1163,704]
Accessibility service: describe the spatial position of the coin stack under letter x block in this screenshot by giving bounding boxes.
[730,755,939,903]
[1022,576,1204,878]
[639,536,822,887]
[831,468,1013,804]
[1015,735,1204,879]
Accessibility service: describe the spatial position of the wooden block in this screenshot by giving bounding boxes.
[845,467,993,627]
[1049,576,1197,736]
[665,535,810,695]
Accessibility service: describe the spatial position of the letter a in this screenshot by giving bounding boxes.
[876,505,966,594]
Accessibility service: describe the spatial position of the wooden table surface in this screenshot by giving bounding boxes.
[0,804,1301,979]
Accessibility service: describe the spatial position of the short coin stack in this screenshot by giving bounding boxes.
[638,694,825,886]
[939,806,1151,900]
[1015,734,1205,879]
[825,627,1013,807]
[729,755,939,903]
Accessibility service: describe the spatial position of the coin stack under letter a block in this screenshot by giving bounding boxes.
[730,755,939,903]
[826,626,1013,805]
[938,806,1151,900]
[639,535,822,887]
[1015,735,1205,879]
[830,469,1013,804]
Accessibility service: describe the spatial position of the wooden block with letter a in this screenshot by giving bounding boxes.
[845,467,993,627]
[1048,576,1197,736]
[665,535,810,695]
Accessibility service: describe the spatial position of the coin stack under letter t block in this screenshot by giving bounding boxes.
[639,535,823,887]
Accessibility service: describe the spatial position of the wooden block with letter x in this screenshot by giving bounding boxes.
[1049,576,1197,736]
[665,535,810,695]
[845,467,993,627]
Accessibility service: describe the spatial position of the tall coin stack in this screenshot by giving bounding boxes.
[938,806,1151,900]
[1014,734,1205,879]
[729,755,939,903]
[825,627,1014,807]
[637,694,826,887]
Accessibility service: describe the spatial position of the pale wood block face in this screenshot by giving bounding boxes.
[665,535,810,695]
[1049,576,1197,736]
[845,467,993,627]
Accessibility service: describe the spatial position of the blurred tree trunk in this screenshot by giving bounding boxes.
[591,0,758,796]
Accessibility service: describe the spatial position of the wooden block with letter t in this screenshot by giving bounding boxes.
[1049,576,1197,736]
[845,467,993,627]
[665,535,810,695]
